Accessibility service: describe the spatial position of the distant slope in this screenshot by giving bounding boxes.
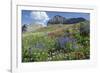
[22,20,89,34]
[25,24,44,32]
[36,24,72,33]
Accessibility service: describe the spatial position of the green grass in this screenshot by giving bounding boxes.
[22,22,90,62]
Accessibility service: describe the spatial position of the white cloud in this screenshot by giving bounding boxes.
[30,11,49,26]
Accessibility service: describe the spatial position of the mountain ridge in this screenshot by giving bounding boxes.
[47,15,86,25]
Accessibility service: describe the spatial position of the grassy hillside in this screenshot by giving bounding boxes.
[22,21,90,62]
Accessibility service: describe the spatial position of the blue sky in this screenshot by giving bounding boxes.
[22,10,90,26]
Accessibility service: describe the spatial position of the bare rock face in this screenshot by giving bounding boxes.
[47,15,86,25]
[47,15,66,25]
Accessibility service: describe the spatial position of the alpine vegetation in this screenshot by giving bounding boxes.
[22,10,90,62]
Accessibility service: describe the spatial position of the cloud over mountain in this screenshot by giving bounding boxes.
[30,11,49,26]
